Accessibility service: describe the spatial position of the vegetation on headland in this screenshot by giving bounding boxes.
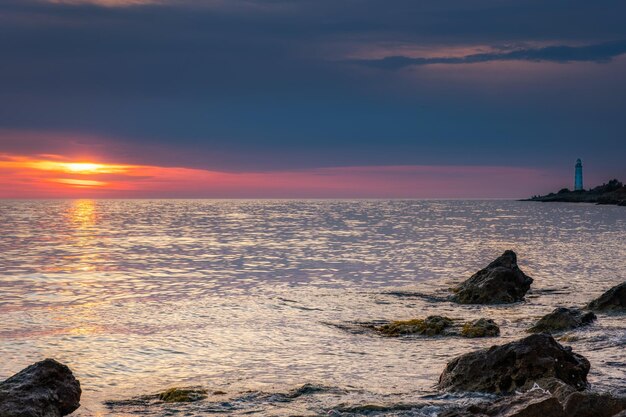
[523,179,626,206]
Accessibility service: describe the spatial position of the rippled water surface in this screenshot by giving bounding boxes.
[0,200,625,416]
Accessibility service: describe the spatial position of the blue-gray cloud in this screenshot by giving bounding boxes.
[351,41,626,69]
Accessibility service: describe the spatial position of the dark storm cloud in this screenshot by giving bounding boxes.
[352,41,626,69]
[0,0,625,180]
[2,0,626,98]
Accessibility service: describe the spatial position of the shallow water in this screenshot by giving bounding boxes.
[0,200,624,416]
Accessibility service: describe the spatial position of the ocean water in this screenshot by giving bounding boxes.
[0,200,625,416]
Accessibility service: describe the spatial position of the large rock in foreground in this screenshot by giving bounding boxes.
[587,282,626,312]
[438,333,589,394]
[529,307,597,334]
[451,250,533,304]
[0,359,81,417]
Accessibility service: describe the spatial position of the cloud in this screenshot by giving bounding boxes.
[44,0,158,6]
[350,40,626,69]
[0,0,624,180]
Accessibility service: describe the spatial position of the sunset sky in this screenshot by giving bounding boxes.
[0,0,625,198]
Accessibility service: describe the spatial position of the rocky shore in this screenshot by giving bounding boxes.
[3,250,626,416]
[431,251,626,416]
[364,251,626,416]
[523,179,626,206]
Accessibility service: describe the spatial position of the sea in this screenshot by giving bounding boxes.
[0,200,624,416]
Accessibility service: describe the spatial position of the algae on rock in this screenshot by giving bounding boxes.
[375,315,453,336]
[158,387,208,403]
[460,318,500,338]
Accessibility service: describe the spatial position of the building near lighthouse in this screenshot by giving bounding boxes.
[575,158,583,191]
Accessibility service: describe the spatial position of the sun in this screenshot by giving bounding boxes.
[65,163,106,174]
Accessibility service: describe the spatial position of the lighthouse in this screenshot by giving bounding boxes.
[574,158,583,191]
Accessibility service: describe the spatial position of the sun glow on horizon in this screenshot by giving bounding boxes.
[0,154,138,193]
[0,151,552,198]
[29,160,131,175]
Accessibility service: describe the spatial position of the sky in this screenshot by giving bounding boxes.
[0,0,625,198]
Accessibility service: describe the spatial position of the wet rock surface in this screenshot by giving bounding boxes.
[439,388,626,417]
[450,250,533,304]
[587,282,626,312]
[106,384,348,415]
[0,358,81,417]
[461,318,500,338]
[528,307,597,333]
[437,333,590,394]
[366,316,500,339]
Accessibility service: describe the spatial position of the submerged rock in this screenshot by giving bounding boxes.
[451,250,533,304]
[374,315,453,336]
[439,390,566,417]
[0,358,81,417]
[529,307,597,333]
[563,391,626,417]
[460,318,500,338]
[440,383,626,417]
[437,333,589,394]
[587,282,626,312]
[158,387,208,403]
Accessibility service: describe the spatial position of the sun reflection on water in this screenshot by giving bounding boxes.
[65,199,102,273]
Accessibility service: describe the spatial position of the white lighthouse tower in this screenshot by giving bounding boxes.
[574,159,583,191]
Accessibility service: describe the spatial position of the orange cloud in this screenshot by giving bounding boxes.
[53,178,109,187]
[0,152,553,198]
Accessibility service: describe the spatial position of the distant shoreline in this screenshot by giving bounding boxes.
[521,179,626,206]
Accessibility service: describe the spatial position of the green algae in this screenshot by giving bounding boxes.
[376,315,453,336]
[460,318,500,338]
[158,387,208,403]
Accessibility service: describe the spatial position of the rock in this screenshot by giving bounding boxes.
[523,377,576,403]
[451,250,533,304]
[439,390,566,417]
[374,315,453,336]
[587,282,626,312]
[0,358,81,417]
[529,307,597,333]
[461,318,500,338]
[437,333,589,394]
[440,386,626,417]
[158,387,208,403]
[563,391,626,417]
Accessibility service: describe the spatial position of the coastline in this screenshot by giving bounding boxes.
[520,179,625,206]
